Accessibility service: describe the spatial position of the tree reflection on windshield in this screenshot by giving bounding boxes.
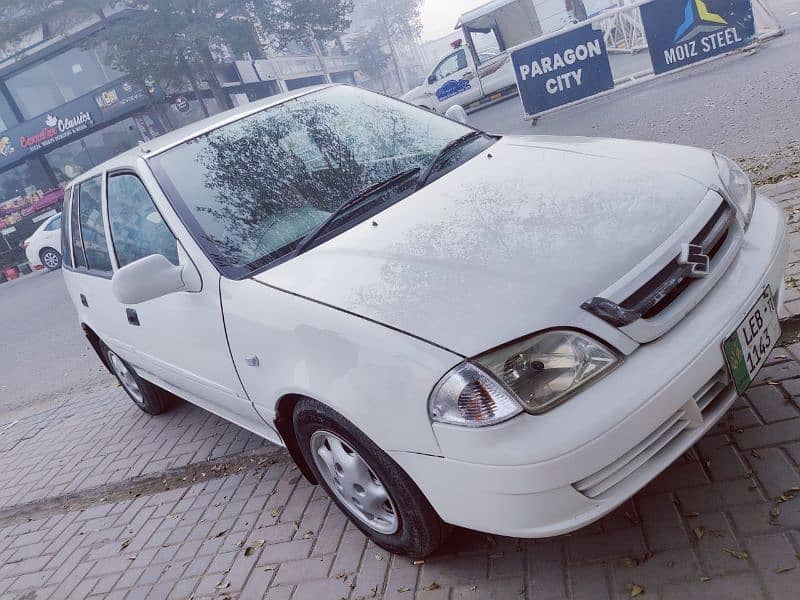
[151,86,478,278]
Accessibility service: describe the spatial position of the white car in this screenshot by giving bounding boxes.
[23,212,63,270]
[62,85,786,558]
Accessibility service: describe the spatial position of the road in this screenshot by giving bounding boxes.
[472,0,800,183]
[0,0,798,422]
[0,270,110,422]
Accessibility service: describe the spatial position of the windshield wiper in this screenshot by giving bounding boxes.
[415,130,484,191]
[293,167,421,256]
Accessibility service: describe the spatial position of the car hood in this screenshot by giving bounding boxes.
[254,136,720,356]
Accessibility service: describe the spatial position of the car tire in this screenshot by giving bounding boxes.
[293,398,450,558]
[39,247,61,270]
[104,346,172,415]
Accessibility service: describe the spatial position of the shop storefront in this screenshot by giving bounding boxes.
[0,75,164,266]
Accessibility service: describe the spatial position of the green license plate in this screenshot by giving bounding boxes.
[723,285,781,395]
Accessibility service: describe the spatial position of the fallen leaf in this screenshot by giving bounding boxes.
[244,546,255,557]
[693,527,706,540]
[700,576,712,582]
[770,506,781,518]
[724,548,749,560]
[751,449,761,459]
[263,565,275,571]
[126,554,137,560]
[375,554,384,561]
[412,560,425,565]
[271,507,282,518]
[685,511,700,518]
[302,531,314,539]
[774,566,795,574]
[630,583,645,598]
[423,582,440,591]
[213,530,227,538]
[215,582,230,590]
[396,586,411,593]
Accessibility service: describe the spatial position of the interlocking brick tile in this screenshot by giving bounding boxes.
[660,573,765,600]
[744,533,800,597]
[749,447,800,498]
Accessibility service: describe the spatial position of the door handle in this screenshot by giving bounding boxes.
[80,293,88,307]
[126,308,140,326]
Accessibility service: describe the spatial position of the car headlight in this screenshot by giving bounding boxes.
[429,331,620,427]
[714,152,755,227]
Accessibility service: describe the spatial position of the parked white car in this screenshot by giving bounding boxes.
[23,212,63,270]
[62,85,786,557]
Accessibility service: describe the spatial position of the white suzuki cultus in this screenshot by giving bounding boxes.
[63,85,786,557]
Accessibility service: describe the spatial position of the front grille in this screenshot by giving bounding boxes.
[620,202,735,320]
[573,369,731,500]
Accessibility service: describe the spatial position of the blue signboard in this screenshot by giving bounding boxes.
[0,78,155,169]
[641,0,755,75]
[511,24,614,116]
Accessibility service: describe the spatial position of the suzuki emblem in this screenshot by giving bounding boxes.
[678,243,710,277]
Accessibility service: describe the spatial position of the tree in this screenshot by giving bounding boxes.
[0,0,354,116]
[348,30,390,92]
[360,0,423,93]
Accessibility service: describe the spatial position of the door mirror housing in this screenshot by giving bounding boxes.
[427,74,436,85]
[112,254,201,304]
[444,105,469,124]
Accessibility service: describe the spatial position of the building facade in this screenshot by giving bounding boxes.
[0,12,358,269]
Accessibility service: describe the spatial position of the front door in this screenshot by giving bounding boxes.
[99,171,258,431]
[428,48,482,112]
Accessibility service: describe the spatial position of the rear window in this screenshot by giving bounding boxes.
[77,177,112,274]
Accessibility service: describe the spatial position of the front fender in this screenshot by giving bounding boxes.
[220,277,462,456]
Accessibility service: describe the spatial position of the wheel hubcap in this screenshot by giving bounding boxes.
[108,352,143,404]
[310,431,399,534]
[43,252,58,268]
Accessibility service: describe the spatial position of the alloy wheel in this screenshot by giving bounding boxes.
[42,251,59,269]
[310,430,399,534]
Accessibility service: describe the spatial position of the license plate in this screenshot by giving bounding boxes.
[723,285,781,394]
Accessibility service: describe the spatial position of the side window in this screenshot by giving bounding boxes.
[77,177,113,273]
[61,189,73,268]
[107,174,179,267]
[45,214,62,231]
[433,49,467,81]
[69,185,87,269]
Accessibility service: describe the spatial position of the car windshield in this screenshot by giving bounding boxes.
[151,86,491,278]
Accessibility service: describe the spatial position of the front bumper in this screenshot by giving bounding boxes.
[391,194,788,537]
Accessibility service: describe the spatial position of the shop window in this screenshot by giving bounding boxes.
[107,174,178,267]
[76,176,112,273]
[6,45,123,120]
[0,159,53,230]
[0,93,17,132]
[45,117,144,184]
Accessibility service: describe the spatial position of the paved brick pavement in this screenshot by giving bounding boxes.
[0,178,799,599]
[0,385,269,510]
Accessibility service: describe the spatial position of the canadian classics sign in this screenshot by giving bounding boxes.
[19,112,93,150]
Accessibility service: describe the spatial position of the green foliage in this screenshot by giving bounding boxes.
[348,30,390,82]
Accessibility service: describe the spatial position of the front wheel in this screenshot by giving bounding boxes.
[293,398,449,558]
[40,247,61,270]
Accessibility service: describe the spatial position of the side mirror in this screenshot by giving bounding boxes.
[112,254,201,304]
[427,74,436,85]
[444,105,468,124]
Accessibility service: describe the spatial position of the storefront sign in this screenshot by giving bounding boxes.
[174,95,190,112]
[0,77,153,169]
[641,0,755,74]
[511,24,614,116]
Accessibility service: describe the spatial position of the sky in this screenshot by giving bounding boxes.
[421,0,491,40]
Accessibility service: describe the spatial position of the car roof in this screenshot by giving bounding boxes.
[66,84,335,187]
